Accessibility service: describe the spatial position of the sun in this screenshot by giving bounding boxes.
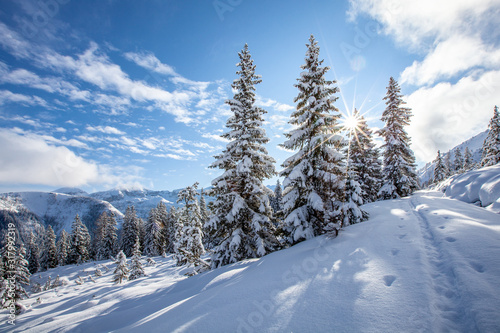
[341,113,361,133]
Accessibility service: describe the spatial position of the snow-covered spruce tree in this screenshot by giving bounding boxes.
[163,206,178,253]
[199,190,209,228]
[270,180,283,213]
[280,35,346,243]
[433,150,446,184]
[174,182,205,267]
[1,244,31,315]
[56,230,70,266]
[26,231,40,274]
[102,213,118,260]
[155,202,169,255]
[454,148,464,173]
[348,110,383,203]
[378,77,419,199]
[463,147,475,171]
[40,225,57,271]
[120,206,141,257]
[341,167,369,226]
[129,236,145,280]
[143,207,163,257]
[67,214,91,265]
[113,250,129,284]
[444,153,453,177]
[206,44,277,268]
[92,211,107,260]
[93,211,118,260]
[481,105,500,167]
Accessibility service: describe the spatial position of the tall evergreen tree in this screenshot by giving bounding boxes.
[206,44,277,268]
[92,211,108,260]
[348,110,383,203]
[463,147,475,171]
[444,152,453,177]
[155,202,169,255]
[174,182,205,266]
[1,244,31,315]
[143,207,163,257]
[481,105,500,167]
[280,35,346,243]
[163,206,178,253]
[378,77,418,199]
[454,148,464,173]
[129,236,145,280]
[67,214,91,264]
[433,150,447,184]
[120,206,141,257]
[40,225,57,270]
[101,213,118,260]
[26,231,40,274]
[270,180,283,213]
[56,230,70,266]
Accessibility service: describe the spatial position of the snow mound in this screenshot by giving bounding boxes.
[437,164,500,213]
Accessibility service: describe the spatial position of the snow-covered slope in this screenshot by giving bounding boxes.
[0,191,123,235]
[436,164,500,213]
[4,191,500,332]
[418,130,487,185]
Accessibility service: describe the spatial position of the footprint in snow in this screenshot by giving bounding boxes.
[383,275,397,287]
[438,226,445,229]
[391,249,400,256]
[470,262,485,273]
[445,237,456,243]
[398,234,407,239]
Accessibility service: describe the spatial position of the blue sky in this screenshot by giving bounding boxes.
[0,0,499,193]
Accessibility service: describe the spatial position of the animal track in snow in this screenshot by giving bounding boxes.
[445,237,456,243]
[470,262,485,273]
[383,275,397,287]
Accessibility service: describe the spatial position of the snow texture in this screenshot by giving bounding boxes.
[3,190,500,332]
[437,164,500,213]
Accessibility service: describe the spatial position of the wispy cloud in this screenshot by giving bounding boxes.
[86,125,126,135]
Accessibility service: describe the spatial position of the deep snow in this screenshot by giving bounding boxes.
[2,191,500,332]
[436,164,500,213]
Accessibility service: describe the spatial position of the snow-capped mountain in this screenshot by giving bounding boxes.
[88,188,179,219]
[0,186,214,237]
[0,191,123,238]
[418,130,487,186]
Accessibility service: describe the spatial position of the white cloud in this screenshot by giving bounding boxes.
[347,0,499,50]
[407,70,500,162]
[0,90,47,106]
[255,95,294,112]
[0,129,101,187]
[401,35,500,85]
[86,125,125,135]
[124,52,177,76]
[348,0,500,163]
[201,133,230,142]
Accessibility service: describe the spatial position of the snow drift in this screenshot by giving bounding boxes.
[436,164,500,213]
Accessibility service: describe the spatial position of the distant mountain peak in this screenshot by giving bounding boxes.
[53,187,89,196]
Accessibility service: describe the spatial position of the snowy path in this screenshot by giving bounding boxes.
[3,191,500,332]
